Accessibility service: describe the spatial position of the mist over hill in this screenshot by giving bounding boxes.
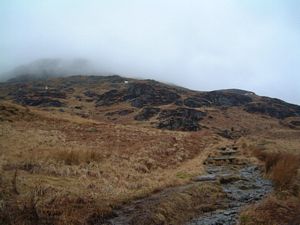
[2,58,98,82]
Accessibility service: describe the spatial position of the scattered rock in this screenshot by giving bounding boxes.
[244,98,300,119]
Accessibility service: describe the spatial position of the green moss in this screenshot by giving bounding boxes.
[176,171,192,179]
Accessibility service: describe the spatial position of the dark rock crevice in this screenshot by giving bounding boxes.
[157,107,207,131]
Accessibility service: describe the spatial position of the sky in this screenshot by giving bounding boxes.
[0,0,300,104]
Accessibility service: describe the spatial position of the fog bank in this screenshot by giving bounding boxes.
[1,0,300,104]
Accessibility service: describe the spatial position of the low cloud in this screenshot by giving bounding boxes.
[0,0,299,104]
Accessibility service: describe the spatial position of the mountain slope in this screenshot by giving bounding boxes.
[1,75,300,132]
[0,75,300,224]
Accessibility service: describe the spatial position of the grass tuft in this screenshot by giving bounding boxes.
[55,149,103,165]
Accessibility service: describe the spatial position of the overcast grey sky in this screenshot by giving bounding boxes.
[0,0,300,104]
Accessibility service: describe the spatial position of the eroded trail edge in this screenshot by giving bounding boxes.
[104,145,272,225]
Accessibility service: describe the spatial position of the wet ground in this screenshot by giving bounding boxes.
[187,165,272,225]
[104,146,272,225]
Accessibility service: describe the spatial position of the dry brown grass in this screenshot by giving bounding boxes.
[0,103,220,224]
[54,149,103,165]
[240,195,300,225]
[253,149,300,192]
[239,148,300,225]
[127,183,225,225]
[1,184,113,225]
[2,99,300,224]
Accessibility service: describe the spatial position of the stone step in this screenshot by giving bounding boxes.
[206,156,237,161]
[220,150,238,156]
[192,174,217,182]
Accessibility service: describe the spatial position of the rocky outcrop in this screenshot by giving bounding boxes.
[10,89,66,107]
[11,89,66,99]
[183,97,210,108]
[157,107,206,131]
[96,82,180,108]
[184,91,253,108]
[96,89,126,106]
[16,97,65,107]
[126,83,180,108]
[134,107,160,121]
[244,98,300,119]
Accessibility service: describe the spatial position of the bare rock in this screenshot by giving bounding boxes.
[192,174,217,182]
[157,107,206,131]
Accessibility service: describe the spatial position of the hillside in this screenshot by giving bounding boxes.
[0,75,300,225]
[1,75,300,130]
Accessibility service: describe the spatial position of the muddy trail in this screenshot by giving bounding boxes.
[102,146,272,225]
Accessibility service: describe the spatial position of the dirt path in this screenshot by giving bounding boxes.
[187,145,273,224]
[103,145,272,225]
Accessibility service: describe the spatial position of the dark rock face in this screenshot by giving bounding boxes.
[10,89,66,107]
[96,89,126,106]
[126,83,180,108]
[11,89,66,99]
[32,90,66,99]
[105,109,134,116]
[157,108,206,131]
[16,97,65,107]
[183,97,209,108]
[184,91,253,108]
[96,83,180,108]
[244,98,300,119]
[134,107,160,121]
